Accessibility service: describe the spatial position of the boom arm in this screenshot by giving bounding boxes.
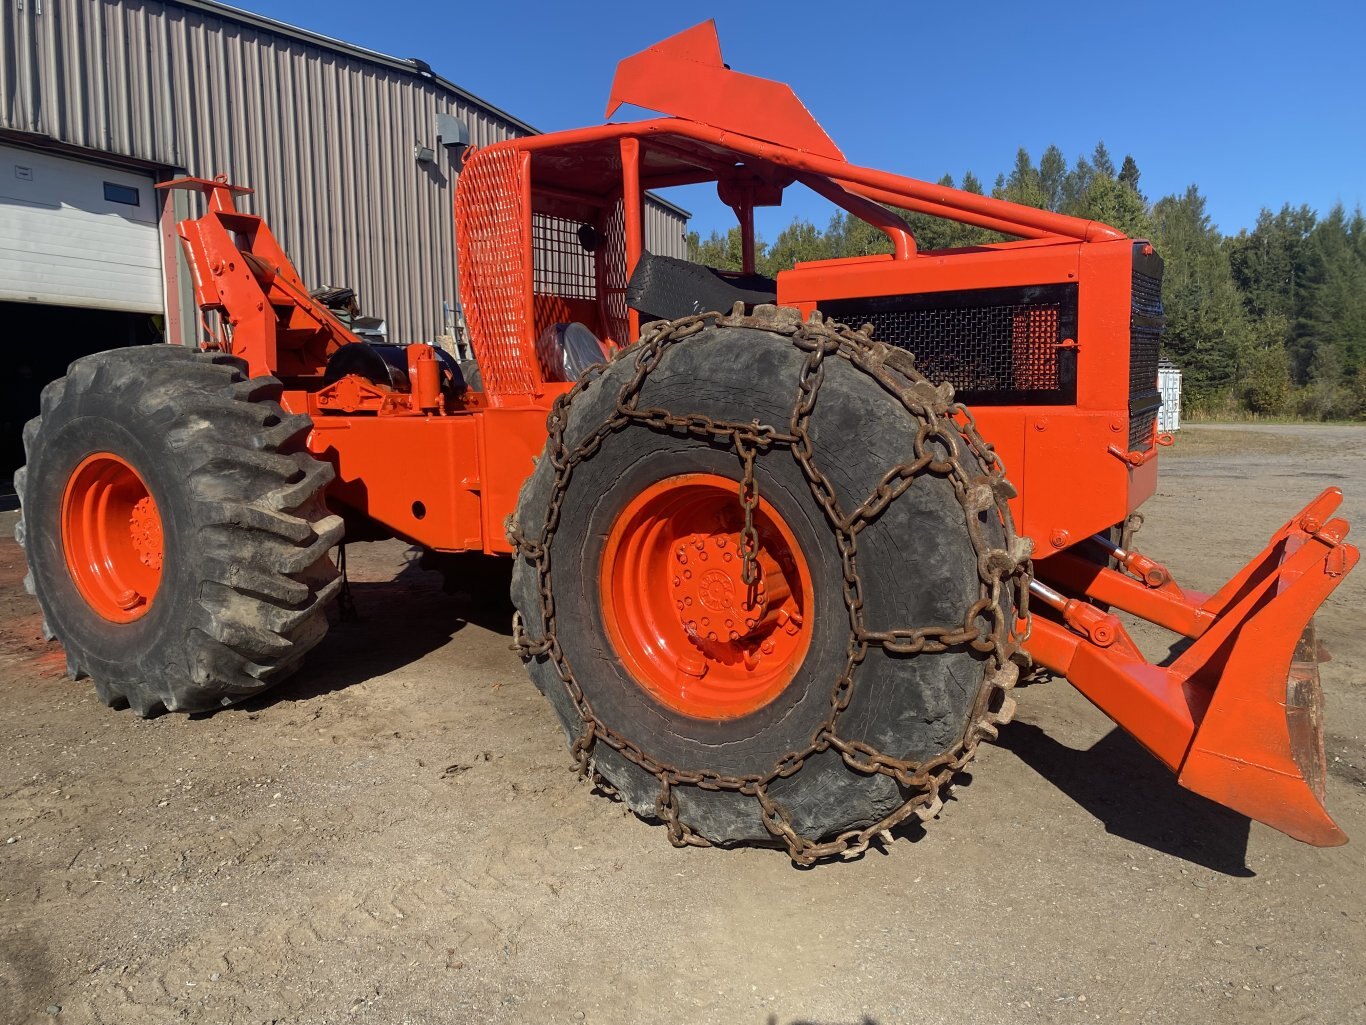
[158,176,359,378]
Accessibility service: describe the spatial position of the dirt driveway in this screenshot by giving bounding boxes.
[2,423,1363,1025]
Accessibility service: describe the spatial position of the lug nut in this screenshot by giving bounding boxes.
[677,656,707,679]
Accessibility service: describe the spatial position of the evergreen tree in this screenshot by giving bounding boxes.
[1295,204,1366,392]
[1091,142,1116,179]
[1076,174,1151,238]
[1224,204,1316,322]
[993,148,1048,209]
[1118,155,1142,195]
[1039,145,1067,211]
[1148,186,1250,404]
[1060,154,1094,211]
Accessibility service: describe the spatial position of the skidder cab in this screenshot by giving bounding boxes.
[16,21,1355,862]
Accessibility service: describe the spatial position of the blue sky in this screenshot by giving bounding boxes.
[251,0,1365,240]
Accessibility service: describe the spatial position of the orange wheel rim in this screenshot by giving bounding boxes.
[60,453,164,623]
[600,473,813,720]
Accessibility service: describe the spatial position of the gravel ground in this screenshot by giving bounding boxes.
[1,422,1363,1025]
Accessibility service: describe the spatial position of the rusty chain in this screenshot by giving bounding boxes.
[735,432,762,591]
[509,303,1033,865]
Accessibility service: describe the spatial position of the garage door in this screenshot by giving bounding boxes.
[0,144,164,313]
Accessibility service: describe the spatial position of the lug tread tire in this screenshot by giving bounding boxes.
[511,322,1014,850]
[15,346,341,715]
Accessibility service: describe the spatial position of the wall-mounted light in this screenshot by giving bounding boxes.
[414,144,436,164]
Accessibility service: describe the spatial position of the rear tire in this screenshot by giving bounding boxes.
[16,346,343,715]
[511,310,1025,861]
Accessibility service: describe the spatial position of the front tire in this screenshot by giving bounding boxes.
[511,308,1028,863]
[16,346,343,715]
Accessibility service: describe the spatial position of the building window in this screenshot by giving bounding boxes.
[103,182,140,206]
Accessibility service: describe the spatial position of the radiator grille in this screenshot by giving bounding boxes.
[1132,270,1163,320]
[1129,407,1159,450]
[820,284,1077,404]
[1129,248,1166,451]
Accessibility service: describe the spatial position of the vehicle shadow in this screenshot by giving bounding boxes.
[231,554,515,711]
[996,720,1254,877]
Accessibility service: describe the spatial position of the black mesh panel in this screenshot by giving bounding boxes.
[820,284,1078,404]
[1129,245,1166,451]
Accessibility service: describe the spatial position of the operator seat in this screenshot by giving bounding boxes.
[625,250,778,323]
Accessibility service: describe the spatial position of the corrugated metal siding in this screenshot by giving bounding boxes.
[0,0,688,342]
[645,199,686,264]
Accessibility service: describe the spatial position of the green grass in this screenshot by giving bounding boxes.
[1182,410,1362,426]
[1164,427,1314,458]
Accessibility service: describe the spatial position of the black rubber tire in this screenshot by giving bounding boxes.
[511,323,1009,848]
[15,346,343,716]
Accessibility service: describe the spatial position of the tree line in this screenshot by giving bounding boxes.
[686,144,1366,419]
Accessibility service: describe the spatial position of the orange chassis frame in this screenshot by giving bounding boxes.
[161,22,1355,847]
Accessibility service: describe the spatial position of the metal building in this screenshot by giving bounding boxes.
[0,0,689,477]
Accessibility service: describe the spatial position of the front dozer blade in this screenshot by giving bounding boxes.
[1176,525,1356,846]
[1030,488,1357,847]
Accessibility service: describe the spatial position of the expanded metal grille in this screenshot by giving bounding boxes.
[599,199,630,345]
[820,285,1077,403]
[1129,259,1166,451]
[454,147,538,396]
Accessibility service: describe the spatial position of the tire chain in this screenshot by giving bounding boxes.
[509,303,1033,864]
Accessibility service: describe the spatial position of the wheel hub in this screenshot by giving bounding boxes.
[60,453,164,623]
[601,473,812,720]
[669,534,795,646]
[130,495,164,571]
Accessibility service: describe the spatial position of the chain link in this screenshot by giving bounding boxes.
[736,431,762,590]
[509,303,1033,865]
